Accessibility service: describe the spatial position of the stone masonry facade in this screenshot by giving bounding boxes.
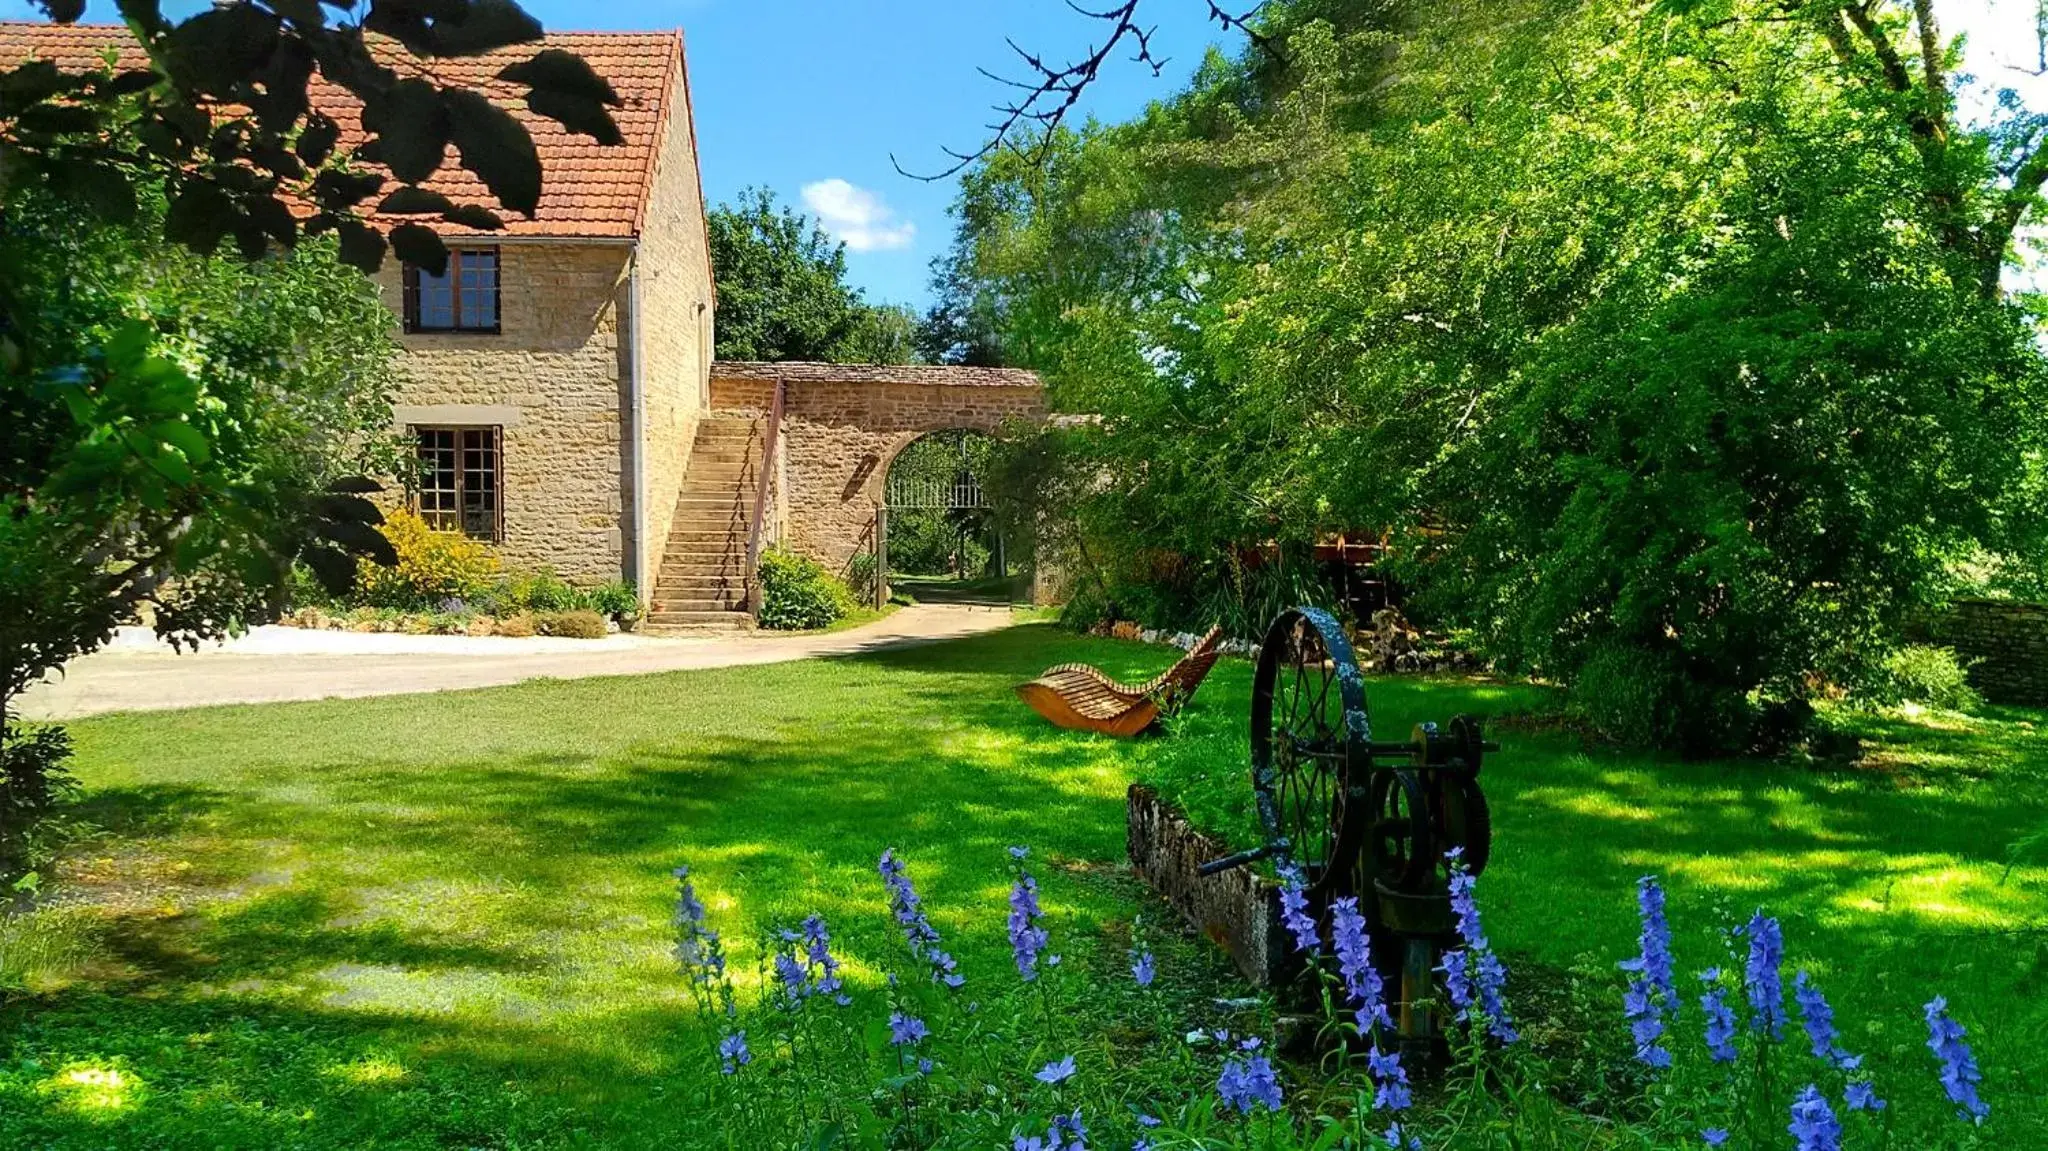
[708,365,1048,580]
[1934,598,2048,706]
[380,242,636,583]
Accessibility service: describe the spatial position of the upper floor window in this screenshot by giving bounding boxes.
[403,248,500,333]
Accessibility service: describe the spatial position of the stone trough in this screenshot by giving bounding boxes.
[1126,783,1288,987]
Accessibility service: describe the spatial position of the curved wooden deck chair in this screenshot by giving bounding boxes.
[1016,626,1226,737]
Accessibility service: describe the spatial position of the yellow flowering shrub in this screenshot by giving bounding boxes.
[354,509,501,608]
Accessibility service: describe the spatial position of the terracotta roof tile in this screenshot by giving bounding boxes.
[0,21,683,238]
[711,361,1045,389]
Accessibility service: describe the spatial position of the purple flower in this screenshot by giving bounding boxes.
[1699,969,1738,1063]
[1844,1080,1886,1113]
[1367,1044,1412,1112]
[888,1012,929,1047]
[1384,1120,1422,1151]
[1789,1084,1842,1151]
[1702,1129,1729,1148]
[1009,866,1056,981]
[1051,1110,1088,1150]
[1009,845,1031,860]
[1444,850,1516,1042]
[1278,867,1320,953]
[1620,876,1676,1069]
[1924,996,1989,1124]
[1332,896,1392,1033]
[1217,1049,1283,1114]
[672,867,728,986]
[917,1057,933,1075]
[773,949,809,1003]
[1794,971,1861,1071]
[717,1030,750,1075]
[801,914,850,1006]
[1440,948,1473,1014]
[1132,950,1156,987]
[1742,912,1785,1039]
[879,848,965,989]
[1037,1055,1077,1085]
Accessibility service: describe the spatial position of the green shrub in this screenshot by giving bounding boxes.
[1,721,81,880]
[499,569,579,614]
[757,549,855,630]
[1866,644,1982,712]
[587,580,642,623]
[537,610,609,639]
[354,509,501,609]
[1568,642,1769,754]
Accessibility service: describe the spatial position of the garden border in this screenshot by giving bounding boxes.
[1127,783,1287,987]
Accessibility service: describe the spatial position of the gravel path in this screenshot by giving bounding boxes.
[18,604,1014,719]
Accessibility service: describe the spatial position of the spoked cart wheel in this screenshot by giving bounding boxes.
[1250,607,1370,901]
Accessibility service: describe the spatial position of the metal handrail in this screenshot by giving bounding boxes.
[742,380,785,607]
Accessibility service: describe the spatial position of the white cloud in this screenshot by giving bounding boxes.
[800,178,917,253]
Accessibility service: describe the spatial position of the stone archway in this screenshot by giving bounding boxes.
[704,362,1047,591]
[880,429,1017,603]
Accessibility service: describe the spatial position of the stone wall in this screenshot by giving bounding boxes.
[1936,598,2048,706]
[708,369,1047,579]
[378,242,631,583]
[1127,784,1285,986]
[630,51,716,598]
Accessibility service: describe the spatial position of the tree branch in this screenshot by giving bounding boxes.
[896,0,1275,181]
[1841,3,1912,93]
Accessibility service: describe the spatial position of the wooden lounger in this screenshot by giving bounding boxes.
[1016,626,1226,737]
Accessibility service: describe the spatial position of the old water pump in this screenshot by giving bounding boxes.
[1199,606,1497,1053]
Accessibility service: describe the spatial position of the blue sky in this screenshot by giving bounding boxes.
[3,2,2034,304]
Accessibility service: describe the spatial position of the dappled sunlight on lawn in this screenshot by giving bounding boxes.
[4,626,2042,1145]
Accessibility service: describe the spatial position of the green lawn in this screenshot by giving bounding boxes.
[2,624,2043,1146]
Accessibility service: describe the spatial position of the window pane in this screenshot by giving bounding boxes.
[458,428,499,540]
[459,251,498,329]
[416,264,456,330]
[414,428,459,530]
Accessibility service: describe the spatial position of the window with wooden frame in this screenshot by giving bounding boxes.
[403,248,501,333]
[411,426,503,541]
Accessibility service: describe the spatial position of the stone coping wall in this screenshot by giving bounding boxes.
[1935,598,2048,706]
[1127,783,1286,987]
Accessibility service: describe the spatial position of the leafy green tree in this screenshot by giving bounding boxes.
[1,186,402,726]
[841,302,921,366]
[708,186,917,364]
[945,0,2048,751]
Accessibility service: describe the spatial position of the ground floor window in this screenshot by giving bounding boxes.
[411,425,503,541]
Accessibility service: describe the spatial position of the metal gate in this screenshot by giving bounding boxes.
[875,431,1000,608]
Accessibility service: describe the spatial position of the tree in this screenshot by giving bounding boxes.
[0,0,619,674]
[1,184,401,722]
[707,186,918,364]
[1,0,620,856]
[941,1,2048,751]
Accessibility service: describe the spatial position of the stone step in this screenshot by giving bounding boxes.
[658,564,744,581]
[655,569,737,585]
[662,532,743,548]
[646,609,753,627]
[654,599,742,613]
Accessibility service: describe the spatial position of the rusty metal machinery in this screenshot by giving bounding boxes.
[1199,606,1498,1047]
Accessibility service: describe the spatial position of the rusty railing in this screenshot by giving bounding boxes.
[742,379,786,611]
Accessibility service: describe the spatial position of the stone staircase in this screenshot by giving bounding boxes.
[646,413,763,632]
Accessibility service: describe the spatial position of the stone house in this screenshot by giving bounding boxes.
[2,23,1046,629]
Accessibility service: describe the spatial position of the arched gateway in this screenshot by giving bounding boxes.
[644,362,1046,630]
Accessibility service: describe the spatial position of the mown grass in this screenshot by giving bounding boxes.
[1,624,2042,1146]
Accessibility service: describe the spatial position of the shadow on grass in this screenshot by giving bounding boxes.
[12,623,2044,1146]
